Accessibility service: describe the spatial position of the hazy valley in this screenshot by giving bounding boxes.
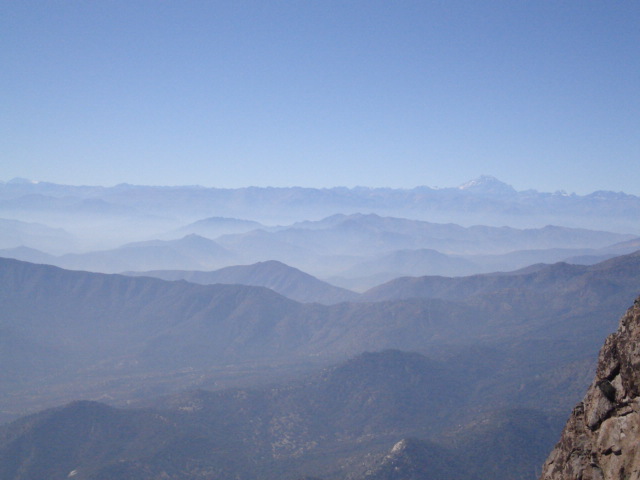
[1,177,640,479]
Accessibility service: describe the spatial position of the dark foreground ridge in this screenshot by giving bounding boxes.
[0,350,561,480]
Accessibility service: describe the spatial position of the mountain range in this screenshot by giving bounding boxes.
[2,176,640,478]
[2,176,640,252]
[2,250,639,427]
[168,216,266,239]
[0,218,77,254]
[126,260,360,304]
[0,213,635,284]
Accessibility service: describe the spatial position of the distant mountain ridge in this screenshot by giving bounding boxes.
[361,250,640,304]
[127,260,359,304]
[2,213,633,280]
[0,234,238,273]
[2,176,640,234]
[0,218,76,253]
[169,216,265,239]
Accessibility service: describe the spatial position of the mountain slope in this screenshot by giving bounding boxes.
[0,246,57,265]
[357,408,562,480]
[127,260,359,304]
[213,213,635,278]
[0,351,563,480]
[0,351,466,480]
[223,213,633,258]
[0,218,75,253]
[0,234,239,273]
[170,216,265,239]
[61,234,239,273]
[0,401,183,480]
[362,250,640,305]
[0,257,480,417]
[357,438,467,480]
[2,252,639,420]
[342,248,479,280]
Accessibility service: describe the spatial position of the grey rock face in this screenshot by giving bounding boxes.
[540,297,640,480]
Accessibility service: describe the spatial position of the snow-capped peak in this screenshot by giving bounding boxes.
[457,175,516,194]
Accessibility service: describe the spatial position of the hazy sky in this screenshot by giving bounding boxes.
[2,1,639,193]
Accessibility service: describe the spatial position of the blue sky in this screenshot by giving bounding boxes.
[2,1,639,193]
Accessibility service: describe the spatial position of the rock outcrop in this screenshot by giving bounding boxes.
[357,438,462,480]
[540,296,640,480]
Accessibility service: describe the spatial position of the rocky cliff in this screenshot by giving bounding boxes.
[540,296,640,480]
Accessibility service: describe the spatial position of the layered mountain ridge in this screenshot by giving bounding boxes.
[127,260,360,304]
[3,177,640,479]
[1,213,635,284]
[2,251,640,426]
[2,177,640,252]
